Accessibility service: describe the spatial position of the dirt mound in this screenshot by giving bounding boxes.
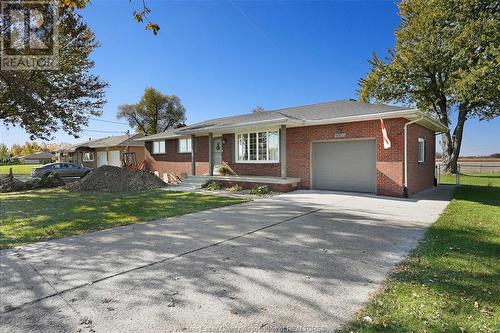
[33,173,65,189]
[0,172,66,193]
[0,174,31,193]
[67,165,166,192]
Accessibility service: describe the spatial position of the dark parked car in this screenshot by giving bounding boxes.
[32,163,93,178]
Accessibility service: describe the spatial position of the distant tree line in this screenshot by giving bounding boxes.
[0,142,68,160]
[436,152,500,160]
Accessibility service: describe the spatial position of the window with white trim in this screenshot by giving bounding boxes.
[83,152,94,161]
[418,138,426,163]
[152,140,166,154]
[236,131,279,163]
[178,138,192,153]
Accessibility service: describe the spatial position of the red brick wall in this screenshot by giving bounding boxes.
[221,133,281,176]
[145,136,209,178]
[287,119,407,196]
[145,119,435,196]
[287,119,436,196]
[406,123,436,195]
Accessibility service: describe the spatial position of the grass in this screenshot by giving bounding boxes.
[0,188,248,249]
[0,164,41,175]
[439,172,500,186]
[340,174,500,332]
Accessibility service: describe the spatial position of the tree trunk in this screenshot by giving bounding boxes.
[442,105,468,173]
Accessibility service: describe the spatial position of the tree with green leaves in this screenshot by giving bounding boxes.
[359,0,499,173]
[0,144,9,160]
[117,87,186,135]
[0,6,108,140]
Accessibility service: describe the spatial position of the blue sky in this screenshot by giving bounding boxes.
[1,0,498,155]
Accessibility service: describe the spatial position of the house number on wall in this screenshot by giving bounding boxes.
[216,143,221,151]
[335,126,346,138]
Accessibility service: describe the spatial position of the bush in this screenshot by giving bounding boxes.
[249,185,271,195]
[204,181,223,191]
[0,159,21,166]
[227,184,244,192]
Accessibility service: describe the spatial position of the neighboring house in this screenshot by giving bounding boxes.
[19,152,54,164]
[58,134,145,168]
[136,100,447,197]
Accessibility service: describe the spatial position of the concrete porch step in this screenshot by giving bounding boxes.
[164,175,210,192]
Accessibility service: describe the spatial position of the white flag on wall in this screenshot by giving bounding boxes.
[380,119,391,149]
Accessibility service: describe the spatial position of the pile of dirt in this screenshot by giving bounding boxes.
[32,173,65,189]
[67,165,167,192]
[0,172,66,193]
[0,174,31,193]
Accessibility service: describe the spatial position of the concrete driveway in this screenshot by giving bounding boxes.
[0,187,454,333]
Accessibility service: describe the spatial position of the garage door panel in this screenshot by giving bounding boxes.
[96,151,108,167]
[312,140,376,193]
[109,150,121,167]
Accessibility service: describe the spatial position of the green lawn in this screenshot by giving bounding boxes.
[439,172,500,186]
[340,176,500,332]
[0,164,41,175]
[0,189,248,249]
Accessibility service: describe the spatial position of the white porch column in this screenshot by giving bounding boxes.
[191,134,196,176]
[280,125,287,179]
[208,133,213,176]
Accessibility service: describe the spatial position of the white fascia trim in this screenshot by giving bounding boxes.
[176,118,291,135]
[298,109,447,132]
[298,109,418,126]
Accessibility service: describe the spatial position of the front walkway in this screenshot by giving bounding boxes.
[0,187,454,333]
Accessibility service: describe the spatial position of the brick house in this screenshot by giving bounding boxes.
[136,100,446,197]
[58,134,145,168]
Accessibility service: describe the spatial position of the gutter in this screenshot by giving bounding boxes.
[403,115,424,198]
[298,109,418,126]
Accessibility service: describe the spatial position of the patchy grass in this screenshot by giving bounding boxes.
[0,188,248,249]
[340,176,500,333]
[0,164,41,175]
[439,172,500,187]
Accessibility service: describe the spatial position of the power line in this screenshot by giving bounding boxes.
[88,117,129,125]
[80,129,128,134]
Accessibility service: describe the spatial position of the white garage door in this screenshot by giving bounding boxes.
[96,151,108,167]
[312,140,376,193]
[109,150,122,167]
[109,150,121,167]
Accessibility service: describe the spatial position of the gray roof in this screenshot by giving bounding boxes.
[178,111,287,131]
[88,133,144,148]
[276,100,409,120]
[176,100,411,133]
[137,99,445,140]
[61,134,144,152]
[21,151,53,159]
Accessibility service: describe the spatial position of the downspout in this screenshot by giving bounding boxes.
[403,116,424,198]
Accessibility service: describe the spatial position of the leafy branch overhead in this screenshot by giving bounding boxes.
[62,0,160,35]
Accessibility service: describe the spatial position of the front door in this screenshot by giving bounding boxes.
[212,137,223,167]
